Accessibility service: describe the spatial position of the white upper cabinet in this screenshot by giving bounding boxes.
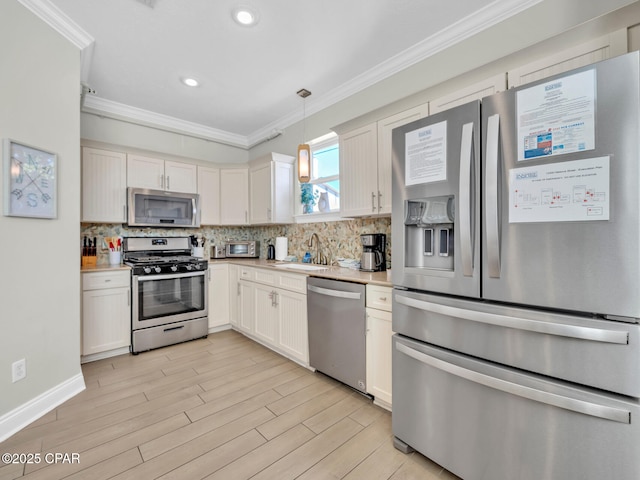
[429,74,506,114]
[197,165,221,225]
[127,154,197,193]
[249,153,294,225]
[81,147,127,223]
[340,103,428,217]
[220,168,249,225]
[507,30,627,88]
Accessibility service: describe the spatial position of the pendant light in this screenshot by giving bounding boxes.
[297,88,311,183]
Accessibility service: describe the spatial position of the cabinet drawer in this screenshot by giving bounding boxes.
[238,266,256,282]
[277,272,307,294]
[83,271,130,291]
[366,285,392,311]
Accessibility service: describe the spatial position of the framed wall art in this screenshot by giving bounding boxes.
[3,138,57,219]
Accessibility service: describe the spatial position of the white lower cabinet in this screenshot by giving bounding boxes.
[81,270,131,362]
[366,284,393,410]
[236,267,308,365]
[208,263,230,331]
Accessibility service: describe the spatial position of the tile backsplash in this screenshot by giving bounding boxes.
[81,217,392,267]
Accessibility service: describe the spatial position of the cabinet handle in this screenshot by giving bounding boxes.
[371,192,376,212]
[267,208,271,220]
[237,284,241,296]
[127,289,130,306]
[379,297,387,301]
[166,175,170,190]
[160,174,164,189]
[378,191,382,212]
[245,211,248,223]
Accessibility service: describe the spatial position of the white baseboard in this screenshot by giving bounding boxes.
[0,373,86,442]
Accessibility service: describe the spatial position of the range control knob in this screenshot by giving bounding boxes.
[170,265,178,272]
[194,263,201,270]
[154,266,161,273]
[185,264,193,271]
[143,267,152,274]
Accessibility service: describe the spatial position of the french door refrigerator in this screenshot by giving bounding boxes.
[391,51,640,480]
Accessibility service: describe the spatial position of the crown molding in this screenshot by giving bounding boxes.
[18,0,94,49]
[82,96,249,148]
[23,0,540,149]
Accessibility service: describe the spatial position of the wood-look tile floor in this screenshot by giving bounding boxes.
[0,330,460,480]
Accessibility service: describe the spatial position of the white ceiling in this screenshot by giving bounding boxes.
[29,0,540,147]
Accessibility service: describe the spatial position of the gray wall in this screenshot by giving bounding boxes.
[0,0,83,434]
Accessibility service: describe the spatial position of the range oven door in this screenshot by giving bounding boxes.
[132,270,208,330]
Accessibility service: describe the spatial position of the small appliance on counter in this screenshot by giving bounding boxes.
[210,245,226,259]
[225,240,259,258]
[360,233,386,272]
[267,243,275,260]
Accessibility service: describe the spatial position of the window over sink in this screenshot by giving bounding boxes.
[298,132,340,219]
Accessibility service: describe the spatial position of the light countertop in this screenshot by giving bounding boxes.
[81,258,393,287]
[211,258,392,287]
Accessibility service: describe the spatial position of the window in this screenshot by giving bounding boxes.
[300,133,339,215]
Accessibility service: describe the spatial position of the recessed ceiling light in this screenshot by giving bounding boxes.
[232,6,259,26]
[181,77,199,87]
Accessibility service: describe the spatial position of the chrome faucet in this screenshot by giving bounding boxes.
[308,233,327,265]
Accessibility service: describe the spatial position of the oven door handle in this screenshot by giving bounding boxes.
[396,341,631,424]
[135,271,206,282]
[395,294,629,344]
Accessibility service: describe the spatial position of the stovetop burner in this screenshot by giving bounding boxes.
[122,237,207,275]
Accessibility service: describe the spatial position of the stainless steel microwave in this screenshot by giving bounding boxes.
[127,188,200,228]
[225,241,259,258]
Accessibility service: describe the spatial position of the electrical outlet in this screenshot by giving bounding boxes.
[12,359,26,383]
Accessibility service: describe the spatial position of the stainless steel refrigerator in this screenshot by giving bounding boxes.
[391,51,640,480]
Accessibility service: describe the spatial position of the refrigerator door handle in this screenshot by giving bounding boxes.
[395,341,631,424]
[459,122,474,277]
[486,114,501,277]
[395,294,629,345]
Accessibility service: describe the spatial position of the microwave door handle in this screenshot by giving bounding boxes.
[192,197,197,221]
[459,122,474,277]
[485,114,501,278]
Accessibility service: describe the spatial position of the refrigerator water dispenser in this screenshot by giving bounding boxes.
[405,196,454,270]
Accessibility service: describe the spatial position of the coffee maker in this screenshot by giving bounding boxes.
[360,233,386,272]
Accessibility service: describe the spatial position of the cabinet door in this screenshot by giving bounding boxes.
[208,264,229,329]
[377,104,429,214]
[238,279,255,334]
[82,287,130,356]
[272,161,293,223]
[228,264,239,326]
[339,123,378,217]
[253,283,279,345]
[127,154,164,189]
[165,160,197,193]
[249,163,272,224]
[220,168,249,225]
[198,165,221,225]
[277,289,308,365]
[81,147,127,223]
[366,307,393,408]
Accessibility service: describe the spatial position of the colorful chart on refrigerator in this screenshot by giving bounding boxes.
[516,69,596,161]
[509,156,610,223]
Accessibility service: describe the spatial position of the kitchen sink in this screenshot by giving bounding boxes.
[273,263,328,271]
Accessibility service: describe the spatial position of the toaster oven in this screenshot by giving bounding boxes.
[225,241,259,258]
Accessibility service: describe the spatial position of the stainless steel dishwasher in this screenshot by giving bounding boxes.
[307,277,367,394]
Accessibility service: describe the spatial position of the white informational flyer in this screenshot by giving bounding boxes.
[516,69,596,161]
[509,156,610,223]
[405,121,447,186]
